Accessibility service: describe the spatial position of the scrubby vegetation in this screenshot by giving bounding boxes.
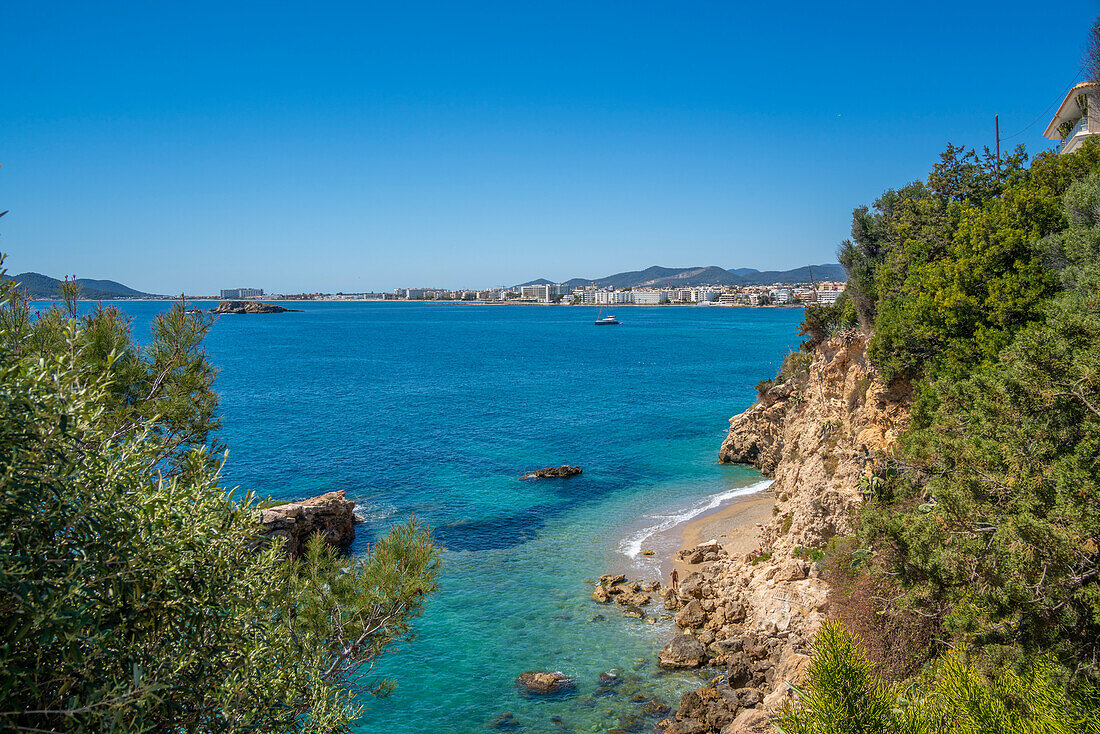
[0,273,439,732]
[786,58,1100,729]
[775,622,1100,734]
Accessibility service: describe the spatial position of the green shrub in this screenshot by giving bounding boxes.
[776,622,1100,734]
[778,350,813,382]
[0,268,440,732]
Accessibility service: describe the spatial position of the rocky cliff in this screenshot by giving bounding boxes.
[720,332,910,555]
[256,490,357,556]
[657,332,910,734]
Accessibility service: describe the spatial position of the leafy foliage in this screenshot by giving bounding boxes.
[853,168,1100,678]
[0,267,440,732]
[776,622,1100,734]
[797,292,858,352]
[781,130,1100,728]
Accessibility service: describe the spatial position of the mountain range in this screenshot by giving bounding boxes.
[1,272,155,300]
[519,263,846,289]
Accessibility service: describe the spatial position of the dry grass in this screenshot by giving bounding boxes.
[820,546,938,681]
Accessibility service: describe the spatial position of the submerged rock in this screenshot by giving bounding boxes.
[516,671,576,695]
[487,712,521,730]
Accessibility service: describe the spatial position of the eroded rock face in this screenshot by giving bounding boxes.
[256,490,356,557]
[657,635,707,669]
[720,708,771,734]
[211,300,299,314]
[654,333,912,733]
[720,332,910,556]
[515,671,575,695]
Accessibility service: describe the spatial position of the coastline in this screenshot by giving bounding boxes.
[39,298,807,309]
[670,493,773,580]
[611,481,774,585]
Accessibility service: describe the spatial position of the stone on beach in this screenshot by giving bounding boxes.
[674,599,706,629]
[657,634,707,669]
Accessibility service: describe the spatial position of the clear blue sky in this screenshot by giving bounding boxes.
[2,1,1097,294]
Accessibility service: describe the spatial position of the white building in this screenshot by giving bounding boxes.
[519,284,562,302]
[634,290,669,305]
[817,287,844,305]
[220,288,264,299]
[1045,81,1100,155]
[695,289,719,303]
[594,290,633,304]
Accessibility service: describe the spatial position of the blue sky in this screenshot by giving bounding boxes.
[2,1,1097,294]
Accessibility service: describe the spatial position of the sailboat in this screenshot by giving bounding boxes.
[594,307,620,325]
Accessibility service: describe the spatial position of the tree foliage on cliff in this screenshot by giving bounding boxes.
[0,272,439,732]
[776,622,1100,734]
[781,137,1100,734]
[859,169,1100,674]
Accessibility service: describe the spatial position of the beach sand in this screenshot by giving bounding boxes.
[669,493,774,579]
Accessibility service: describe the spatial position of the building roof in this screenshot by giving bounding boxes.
[1044,81,1100,139]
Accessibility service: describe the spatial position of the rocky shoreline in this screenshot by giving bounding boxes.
[255,490,358,556]
[631,332,909,734]
[211,300,301,314]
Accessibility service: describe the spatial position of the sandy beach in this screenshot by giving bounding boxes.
[669,493,774,579]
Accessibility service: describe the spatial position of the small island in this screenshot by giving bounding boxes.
[518,465,582,480]
[210,300,300,314]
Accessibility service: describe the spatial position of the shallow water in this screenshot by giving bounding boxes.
[51,300,801,733]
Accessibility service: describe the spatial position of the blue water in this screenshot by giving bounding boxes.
[46,301,801,733]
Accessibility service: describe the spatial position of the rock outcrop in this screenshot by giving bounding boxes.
[515,671,576,695]
[256,490,357,556]
[591,574,664,622]
[657,634,707,669]
[211,300,300,314]
[655,332,911,733]
[719,331,910,555]
[519,465,582,479]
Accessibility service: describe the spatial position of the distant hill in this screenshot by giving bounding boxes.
[520,263,846,289]
[1,272,155,299]
[736,264,846,285]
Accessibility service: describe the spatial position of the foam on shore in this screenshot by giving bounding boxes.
[617,479,772,560]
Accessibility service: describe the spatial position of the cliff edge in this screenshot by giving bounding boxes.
[658,332,910,734]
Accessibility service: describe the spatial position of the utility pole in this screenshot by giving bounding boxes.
[995,114,1001,178]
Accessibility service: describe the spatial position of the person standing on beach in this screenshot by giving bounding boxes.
[670,568,679,593]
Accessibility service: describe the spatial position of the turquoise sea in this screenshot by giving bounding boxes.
[56,301,802,733]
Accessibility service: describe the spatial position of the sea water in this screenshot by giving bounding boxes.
[53,301,801,733]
